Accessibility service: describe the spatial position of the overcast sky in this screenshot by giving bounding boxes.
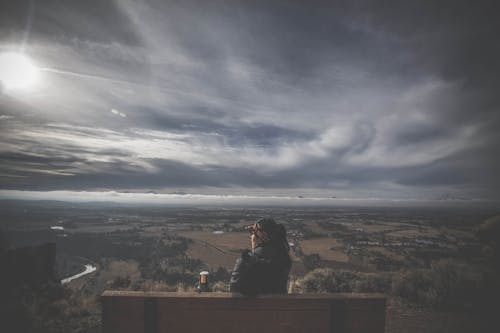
[0,0,499,202]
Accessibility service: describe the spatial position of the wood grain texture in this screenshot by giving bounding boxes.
[101,291,386,333]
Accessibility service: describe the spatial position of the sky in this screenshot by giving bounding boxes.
[0,0,499,203]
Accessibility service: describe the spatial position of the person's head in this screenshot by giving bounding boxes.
[247,217,289,251]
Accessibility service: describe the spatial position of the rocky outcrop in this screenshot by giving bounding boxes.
[0,242,57,288]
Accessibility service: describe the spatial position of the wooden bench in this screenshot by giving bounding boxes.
[101,291,386,333]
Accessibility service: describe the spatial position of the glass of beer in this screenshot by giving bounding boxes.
[198,271,209,292]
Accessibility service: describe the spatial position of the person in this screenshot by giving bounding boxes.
[229,217,291,296]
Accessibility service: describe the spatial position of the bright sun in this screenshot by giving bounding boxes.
[0,52,39,91]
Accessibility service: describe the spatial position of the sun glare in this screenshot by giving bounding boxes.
[0,52,39,91]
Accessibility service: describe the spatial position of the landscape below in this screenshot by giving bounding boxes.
[0,200,499,332]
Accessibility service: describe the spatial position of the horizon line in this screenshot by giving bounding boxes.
[0,189,497,207]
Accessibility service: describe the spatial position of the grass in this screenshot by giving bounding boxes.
[299,238,349,262]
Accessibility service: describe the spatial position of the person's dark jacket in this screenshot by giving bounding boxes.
[229,243,291,296]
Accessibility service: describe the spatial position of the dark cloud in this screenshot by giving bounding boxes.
[0,0,142,46]
[0,0,499,200]
[393,124,453,146]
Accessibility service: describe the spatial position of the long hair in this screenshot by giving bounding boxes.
[255,218,290,253]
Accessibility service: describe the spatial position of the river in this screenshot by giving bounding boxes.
[61,264,97,285]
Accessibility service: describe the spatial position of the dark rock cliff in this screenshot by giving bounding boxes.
[0,242,57,288]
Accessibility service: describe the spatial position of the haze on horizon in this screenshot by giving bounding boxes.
[0,0,499,203]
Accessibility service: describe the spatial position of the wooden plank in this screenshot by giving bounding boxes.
[154,297,330,333]
[101,291,385,299]
[144,298,158,333]
[343,297,386,333]
[102,294,145,333]
[101,291,386,333]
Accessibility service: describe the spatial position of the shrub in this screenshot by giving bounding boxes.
[300,268,338,293]
[352,273,392,293]
[211,281,229,292]
[110,276,131,289]
[296,268,392,294]
[391,268,432,302]
[392,259,488,308]
[302,254,322,271]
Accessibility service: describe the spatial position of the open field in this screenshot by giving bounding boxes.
[185,239,240,270]
[177,230,250,270]
[178,231,248,251]
[367,247,406,262]
[347,223,398,233]
[299,238,349,262]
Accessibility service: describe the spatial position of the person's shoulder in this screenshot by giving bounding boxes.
[240,248,269,265]
[241,249,252,258]
[235,249,253,265]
